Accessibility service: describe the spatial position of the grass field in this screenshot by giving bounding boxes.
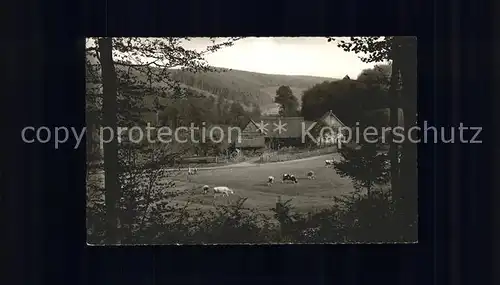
[162,153,356,215]
[87,153,358,217]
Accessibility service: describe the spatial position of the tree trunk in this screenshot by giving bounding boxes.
[398,37,418,228]
[388,42,401,202]
[98,37,120,243]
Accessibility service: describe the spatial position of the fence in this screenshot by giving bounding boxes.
[179,156,217,164]
[258,146,337,163]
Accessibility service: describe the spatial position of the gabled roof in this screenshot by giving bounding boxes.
[318,110,347,129]
[238,117,252,129]
[249,116,316,138]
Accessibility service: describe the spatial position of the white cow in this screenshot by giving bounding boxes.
[307,171,315,180]
[188,167,198,175]
[267,176,275,186]
[213,186,234,197]
[202,185,210,194]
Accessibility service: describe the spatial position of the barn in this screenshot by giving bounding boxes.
[312,110,348,146]
[237,111,346,150]
[236,119,267,149]
[238,117,310,149]
[319,110,347,130]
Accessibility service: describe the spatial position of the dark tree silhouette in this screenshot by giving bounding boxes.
[329,36,417,233]
[274,85,299,116]
[86,37,239,243]
[334,142,390,197]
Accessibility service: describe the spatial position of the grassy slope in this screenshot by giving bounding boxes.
[87,54,339,117]
[164,153,356,215]
[127,65,336,111]
[167,68,338,112]
[88,153,357,215]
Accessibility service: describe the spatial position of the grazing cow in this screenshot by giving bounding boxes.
[267,176,275,186]
[213,186,234,197]
[282,173,298,184]
[307,171,315,180]
[325,159,334,167]
[202,185,210,194]
[187,167,197,175]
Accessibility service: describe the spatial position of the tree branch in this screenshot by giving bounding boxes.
[114,59,161,67]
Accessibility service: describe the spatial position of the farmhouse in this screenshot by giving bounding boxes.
[313,110,348,146]
[235,118,267,149]
[237,116,313,149]
[237,110,347,150]
[318,110,347,130]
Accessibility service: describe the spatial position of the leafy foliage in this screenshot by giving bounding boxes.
[329,36,418,226]
[274,85,299,116]
[357,64,392,89]
[301,79,372,125]
[87,187,415,244]
[300,64,394,127]
[334,143,390,196]
[86,37,243,243]
[328,37,394,63]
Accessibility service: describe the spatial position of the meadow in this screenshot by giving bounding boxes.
[159,153,356,216]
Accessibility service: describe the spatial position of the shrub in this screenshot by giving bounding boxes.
[270,190,416,243]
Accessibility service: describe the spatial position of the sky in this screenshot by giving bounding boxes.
[180,37,378,79]
[86,37,381,79]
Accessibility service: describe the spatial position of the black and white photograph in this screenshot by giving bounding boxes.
[85,37,418,244]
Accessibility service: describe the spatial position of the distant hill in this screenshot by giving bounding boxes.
[168,68,339,114]
[86,54,339,116]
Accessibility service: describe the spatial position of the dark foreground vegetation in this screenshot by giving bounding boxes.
[87,189,416,244]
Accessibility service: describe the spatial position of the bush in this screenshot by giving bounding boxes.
[333,190,404,242]
[87,188,415,244]
[87,194,277,244]
[268,191,414,243]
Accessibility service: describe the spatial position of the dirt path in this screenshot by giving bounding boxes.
[88,153,339,177]
[162,153,338,171]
